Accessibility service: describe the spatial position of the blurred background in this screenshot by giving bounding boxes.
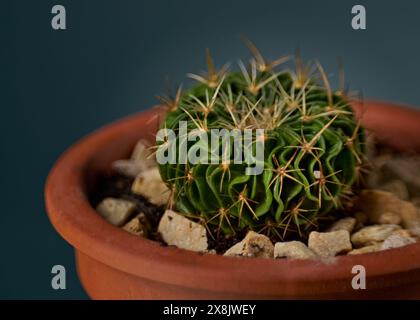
[1,0,420,299]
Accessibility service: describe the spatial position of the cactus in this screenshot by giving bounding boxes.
[156,46,365,241]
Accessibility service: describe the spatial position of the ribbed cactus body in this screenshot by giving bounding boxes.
[157,56,364,240]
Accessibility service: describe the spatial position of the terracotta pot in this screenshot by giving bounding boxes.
[45,101,420,299]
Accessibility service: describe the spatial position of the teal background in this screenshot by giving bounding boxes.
[1,0,419,299]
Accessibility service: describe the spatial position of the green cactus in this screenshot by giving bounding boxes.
[156,46,365,241]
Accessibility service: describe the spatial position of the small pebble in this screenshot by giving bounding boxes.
[351,224,401,247]
[381,234,416,250]
[122,213,149,237]
[224,231,274,258]
[132,167,171,206]
[308,230,352,258]
[112,160,143,178]
[158,209,208,252]
[96,197,136,226]
[274,241,317,260]
[112,140,156,178]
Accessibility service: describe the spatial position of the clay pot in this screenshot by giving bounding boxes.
[45,101,420,299]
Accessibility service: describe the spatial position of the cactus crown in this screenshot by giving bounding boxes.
[157,45,365,241]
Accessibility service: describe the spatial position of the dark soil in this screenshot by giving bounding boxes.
[90,173,165,241]
[206,231,247,254]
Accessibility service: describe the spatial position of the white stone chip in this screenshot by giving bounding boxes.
[158,209,208,252]
[224,231,274,258]
[112,140,156,178]
[122,213,148,237]
[112,160,143,178]
[96,197,136,226]
[132,167,171,206]
[381,234,416,250]
[274,241,317,260]
[351,224,401,247]
[308,230,352,258]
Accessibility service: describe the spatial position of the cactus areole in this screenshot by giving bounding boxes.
[156,49,365,241]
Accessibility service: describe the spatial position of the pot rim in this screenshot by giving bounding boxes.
[45,101,420,295]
